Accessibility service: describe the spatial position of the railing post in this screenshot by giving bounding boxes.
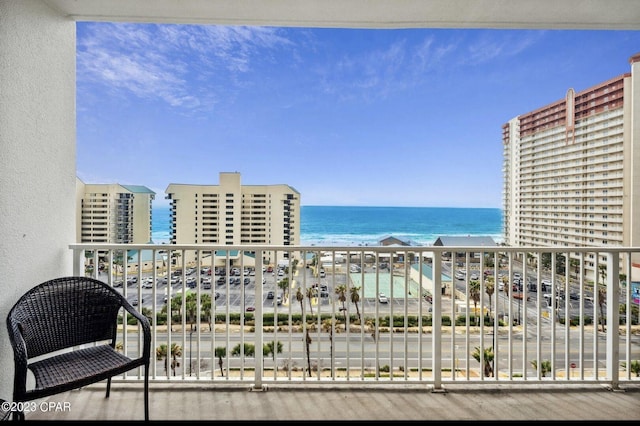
[72,246,83,276]
[606,252,620,390]
[251,249,265,391]
[432,250,443,391]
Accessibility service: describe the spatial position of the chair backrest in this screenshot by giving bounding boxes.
[7,276,128,359]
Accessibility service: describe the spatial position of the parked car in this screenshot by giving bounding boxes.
[378,293,389,303]
[267,291,274,299]
[245,306,255,312]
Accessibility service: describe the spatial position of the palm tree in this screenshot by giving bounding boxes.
[485,278,495,321]
[278,277,290,299]
[231,343,255,357]
[322,318,335,366]
[156,343,182,376]
[501,274,510,317]
[531,359,552,377]
[263,340,283,372]
[471,346,494,377]
[570,257,580,279]
[469,279,481,325]
[184,292,199,331]
[214,346,226,377]
[335,284,348,328]
[350,285,362,324]
[200,293,213,331]
[295,286,305,316]
[305,327,312,377]
[306,287,316,316]
[598,263,607,332]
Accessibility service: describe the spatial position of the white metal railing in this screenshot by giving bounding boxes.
[70,243,640,390]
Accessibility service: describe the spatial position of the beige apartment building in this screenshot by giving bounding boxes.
[165,172,300,265]
[76,177,155,244]
[502,52,640,276]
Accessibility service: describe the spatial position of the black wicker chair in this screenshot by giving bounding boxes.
[6,276,151,420]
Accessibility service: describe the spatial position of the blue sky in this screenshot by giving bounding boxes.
[76,24,640,208]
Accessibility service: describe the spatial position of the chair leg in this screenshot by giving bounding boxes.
[106,376,112,398]
[144,365,149,421]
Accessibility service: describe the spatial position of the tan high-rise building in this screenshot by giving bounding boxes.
[502,53,640,275]
[76,177,155,244]
[165,172,300,263]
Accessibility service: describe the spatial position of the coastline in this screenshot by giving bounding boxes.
[152,205,504,247]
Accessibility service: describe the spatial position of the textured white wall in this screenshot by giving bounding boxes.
[0,0,76,401]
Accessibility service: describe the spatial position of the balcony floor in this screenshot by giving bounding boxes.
[24,382,640,421]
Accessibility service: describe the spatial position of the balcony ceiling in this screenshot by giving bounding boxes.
[43,0,640,30]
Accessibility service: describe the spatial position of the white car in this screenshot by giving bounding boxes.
[378,293,389,303]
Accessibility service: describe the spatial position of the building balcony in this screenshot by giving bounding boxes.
[16,244,628,420]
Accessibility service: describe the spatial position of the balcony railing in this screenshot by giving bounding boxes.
[70,243,640,390]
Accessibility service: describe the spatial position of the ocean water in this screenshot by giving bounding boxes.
[152,205,503,246]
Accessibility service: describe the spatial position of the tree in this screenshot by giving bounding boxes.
[335,284,348,328]
[214,346,226,377]
[200,293,213,331]
[295,286,305,315]
[570,257,580,278]
[156,343,182,376]
[472,346,494,377]
[278,276,290,298]
[350,285,362,324]
[469,279,481,325]
[305,328,312,377]
[321,319,335,363]
[598,263,607,332]
[306,287,316,316]
[531,359,552,377]
[231,343,255,357]
[501,274,510,315]
[184,292,199,331]
[263,340,283,372]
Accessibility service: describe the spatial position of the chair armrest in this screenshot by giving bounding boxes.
[119,299,152,361]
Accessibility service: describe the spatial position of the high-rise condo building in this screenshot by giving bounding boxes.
[76,177,155,244]
[502,52,640,275]
[165,172,300,263]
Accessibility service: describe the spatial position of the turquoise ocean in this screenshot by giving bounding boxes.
[152,205,503,246]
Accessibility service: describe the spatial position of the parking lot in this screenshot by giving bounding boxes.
[103,262,431,314]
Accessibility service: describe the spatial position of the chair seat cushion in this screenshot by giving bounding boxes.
[26,345,143,400]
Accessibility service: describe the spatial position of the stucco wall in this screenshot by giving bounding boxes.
[0,0,76,401]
